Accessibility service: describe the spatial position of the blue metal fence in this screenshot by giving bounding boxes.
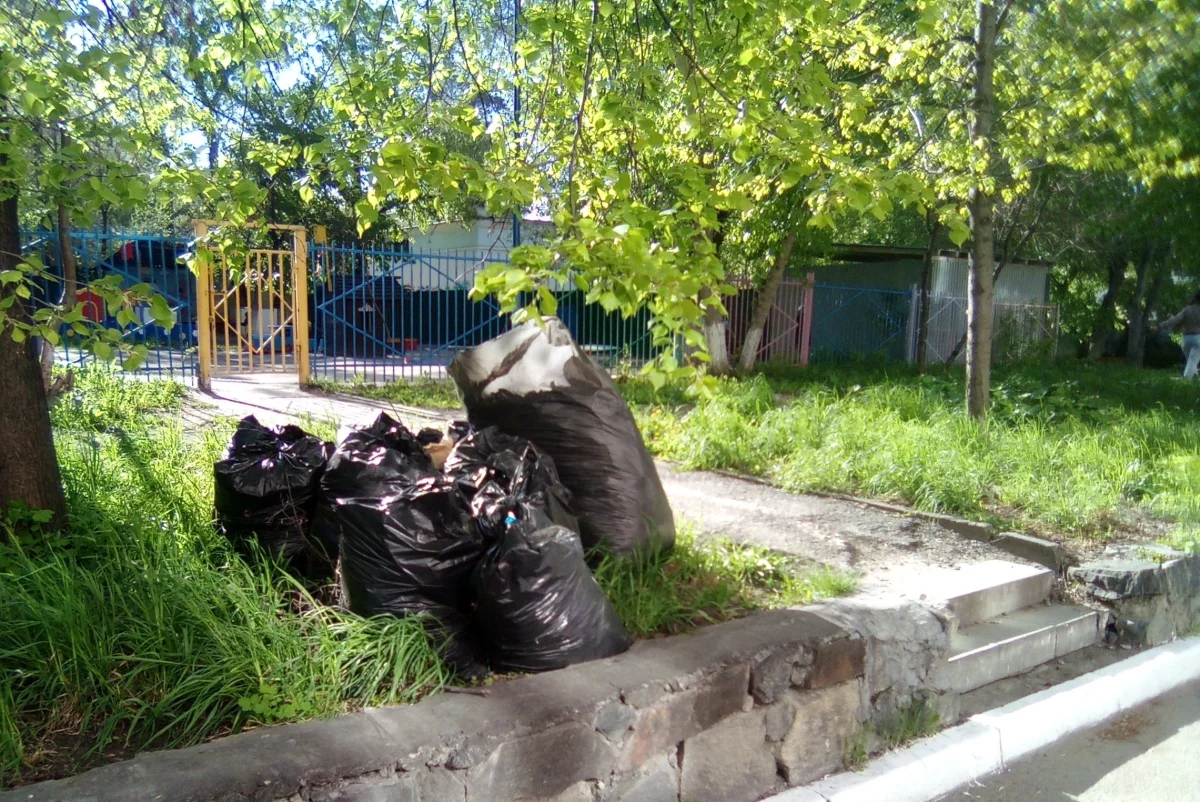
[21,230,199,381]
[308,240,661,382]
[808,283,913,364]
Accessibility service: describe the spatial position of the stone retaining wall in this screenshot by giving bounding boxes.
[2,601,951,802]
[1070,545,1200,646]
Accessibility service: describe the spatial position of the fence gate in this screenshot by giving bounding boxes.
[193,222,310,391]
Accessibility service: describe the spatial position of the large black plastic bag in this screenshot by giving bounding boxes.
[213,416,334,580]
[448,319,675,555]
[472,510,632,672]
[314,413,487,677]
[443,426,579,536]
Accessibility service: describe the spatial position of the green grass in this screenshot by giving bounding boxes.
[628,360,1200,543]
[310,375,462,409]
[844,696,942,771]
[592,528,856,638]
[1,368,846,787]
[1,370,448,787]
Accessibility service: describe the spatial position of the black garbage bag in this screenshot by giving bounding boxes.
[416,427,446,446]
[472,509,632,673]
[213,416,334,581]
[314,413,487,677]
[448,319,675,555]
[443,427,579,536]
[447,420,472,442]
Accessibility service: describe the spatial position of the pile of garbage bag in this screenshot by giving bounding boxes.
[448,318,675,555]
[214,416,335,581]
[214,320,667,675]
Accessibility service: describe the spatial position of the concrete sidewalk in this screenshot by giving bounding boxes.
[945,679,1200,801]
[186,375,1044,593]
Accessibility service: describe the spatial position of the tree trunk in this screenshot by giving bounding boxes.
[208,130,220,171]
[737,232,797,372]
[965,2,998,420]
[916,211,940,373]
[41,186,79,395]
[0,187,68,532]
[700,286,732,375]
[1126,244,1158,369]
[1088,250,1126,359]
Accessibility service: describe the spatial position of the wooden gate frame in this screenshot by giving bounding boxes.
[193,221,310,391]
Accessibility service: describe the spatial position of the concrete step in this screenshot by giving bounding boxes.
[942,604,1101,694]
[939,560,1054,634]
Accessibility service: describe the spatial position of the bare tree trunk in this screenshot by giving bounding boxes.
[966,2,998,419]
[701,286,732,375]
[0,181,68,533]
[737,232,797,372]
[1088,250,1126,359]
[916,211,940,373]
[1126,244,1158,369]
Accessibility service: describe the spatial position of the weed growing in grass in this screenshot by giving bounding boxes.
[591,527,856,638]
[843,725,870,771]
[876,697,941,750]
[842,697,941,771]
[310,375,462,409]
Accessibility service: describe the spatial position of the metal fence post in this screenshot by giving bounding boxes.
[292,228,311,385]
[193,221,212,392]
[906,284,920,363]
[799,272,814,366]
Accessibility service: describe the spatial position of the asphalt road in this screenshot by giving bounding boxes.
[942,679,1200,802]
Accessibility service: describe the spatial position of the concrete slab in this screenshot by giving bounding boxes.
[945,605,1099,693]
[938,560,1053,628]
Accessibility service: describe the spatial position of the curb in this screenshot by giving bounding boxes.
[767,635,1200,802]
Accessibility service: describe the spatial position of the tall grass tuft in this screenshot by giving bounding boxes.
[0,370,448,786]
[592,528,856,638]
[627,361,1200,541]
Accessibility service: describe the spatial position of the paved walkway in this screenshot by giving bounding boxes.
[188,374,1040,594]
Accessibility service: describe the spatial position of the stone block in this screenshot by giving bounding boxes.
[311,780,417,802]
[594,700,636,744]
[763,697,796,743]
[1070,559,1168,600]
[466,723,617,801]
[809,597,950,716]
[751,646,805,704]
[620,663,749,771]
[416,769,465,801]
[778,681,864,785]
[803,638,866,690]
[992,532,1070,571]
[680,711,776,802]
[611,758,680,802]
[550,780,597,802]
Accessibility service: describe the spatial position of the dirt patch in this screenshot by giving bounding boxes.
[1097,711,1153,742]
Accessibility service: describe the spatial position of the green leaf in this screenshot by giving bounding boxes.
[536,286,558,316]
[150,295,175,329]
[122,350,146,371]
[93,341,113,360]
[598,291,620,312]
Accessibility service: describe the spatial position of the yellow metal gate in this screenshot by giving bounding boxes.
[193,222,310,390]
